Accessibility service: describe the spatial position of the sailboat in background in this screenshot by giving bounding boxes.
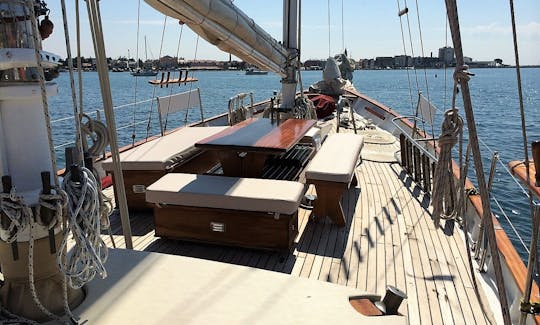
[131,35,158,76]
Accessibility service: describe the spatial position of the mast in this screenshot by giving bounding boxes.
[145,35,148,63]
[280,0,300,111]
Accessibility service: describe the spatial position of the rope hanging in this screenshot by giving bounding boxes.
[431,108,462,226]
[58,167,108,289]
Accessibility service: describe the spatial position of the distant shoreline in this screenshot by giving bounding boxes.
[58,65,540,73]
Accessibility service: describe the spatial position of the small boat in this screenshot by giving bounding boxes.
[130,68,158,76]
[245,67,268,75]
[131,36,158,76]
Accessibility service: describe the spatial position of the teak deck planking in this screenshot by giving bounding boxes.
[96,125,493,325]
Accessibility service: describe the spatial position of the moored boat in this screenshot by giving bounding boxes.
[245,67,269,75]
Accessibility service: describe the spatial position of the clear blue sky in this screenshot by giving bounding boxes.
[44,0,540,65]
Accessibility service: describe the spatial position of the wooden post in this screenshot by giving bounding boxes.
[399,134,407,168]
[406,139,413,174]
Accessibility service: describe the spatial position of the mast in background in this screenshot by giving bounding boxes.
[280,0,300,111]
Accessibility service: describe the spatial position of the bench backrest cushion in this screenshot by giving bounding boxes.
[305,133,364,183]
[146,173,305,215]
[101,126,227,171]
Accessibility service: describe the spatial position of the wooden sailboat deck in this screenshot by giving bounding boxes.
[100,152,491,324]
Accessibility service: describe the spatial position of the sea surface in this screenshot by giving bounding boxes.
[48,68,539,260]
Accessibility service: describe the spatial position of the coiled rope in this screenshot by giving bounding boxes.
[0,186,72,323]
[80,114,109,157]
[431,65,471,226]
[431,109,462,226]
[0,188,32,243]
[58,167,108,289]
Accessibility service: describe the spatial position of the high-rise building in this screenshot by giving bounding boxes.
[438,46,455,65]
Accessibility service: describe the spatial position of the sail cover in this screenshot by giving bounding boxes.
[144,0,289,76]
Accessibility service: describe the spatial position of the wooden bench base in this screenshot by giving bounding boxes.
[111,151,219,211]
[154,205,298,250]
[309,173,357,227]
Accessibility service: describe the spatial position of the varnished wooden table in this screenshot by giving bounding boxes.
[196,118,316,177]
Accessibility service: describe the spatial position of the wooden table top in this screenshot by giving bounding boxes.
[509,161,540,199]
[195,118,316,153]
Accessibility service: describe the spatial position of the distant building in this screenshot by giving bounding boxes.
[358,59,375,70]
[394,55,412,68]
[158,55,178,69]
[304,59,325,70]
[375,56,394,69]
[412,56,440,68]
[438,46,454,65]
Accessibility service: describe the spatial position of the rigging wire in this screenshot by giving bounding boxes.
[341,0,345,52]
[445,0,512,322]
[403,0,420,92]
[131,0,142,145]
[163,24,185,132]
[60,0,85,165]
[75,0,86,151]
[327,0,331,57]
[413,0,436,147]
[145,15,168,139]
[443,15,449,112]
[182,35,201,126]
[395,0,415,116]
[508,0,538,322]
[402,0,426,137]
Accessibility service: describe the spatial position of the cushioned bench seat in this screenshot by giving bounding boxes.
[305,133,364,226]
[146,173,305,250]
[101,126,227,171]
[101,126,227,210]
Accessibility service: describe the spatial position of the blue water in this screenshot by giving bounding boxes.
[48,68,539,260]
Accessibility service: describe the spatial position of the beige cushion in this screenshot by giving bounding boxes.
[146,173,304,215]
[101,126,227,171]
[305,133,364,183]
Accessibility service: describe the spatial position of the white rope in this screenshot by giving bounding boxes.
[27,0,60,188]
[0,186,69,323]
[0,188,32,242]
[58,167,107,289]
[28,222,66,323]
[60,0,85,161]
[80,114,109,157]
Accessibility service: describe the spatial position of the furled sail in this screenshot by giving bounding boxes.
[145,0,289,76]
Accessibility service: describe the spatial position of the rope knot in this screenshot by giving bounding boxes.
[0,187,32,243]
[453,65,475,83]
